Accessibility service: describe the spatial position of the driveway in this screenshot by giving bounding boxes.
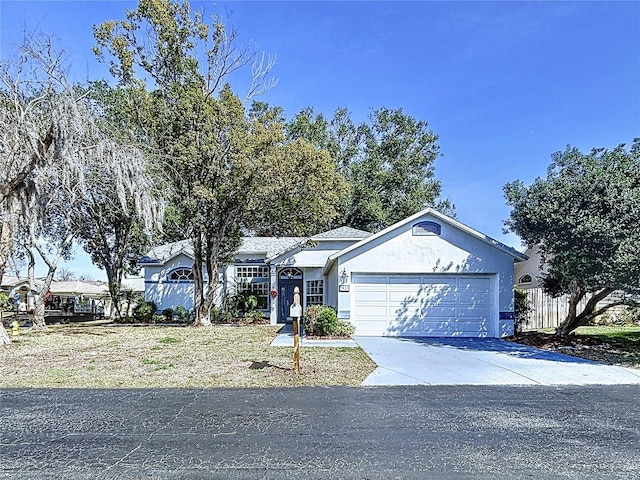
[355,337,640,386]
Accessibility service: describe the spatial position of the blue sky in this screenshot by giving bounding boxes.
[2,1,639,280]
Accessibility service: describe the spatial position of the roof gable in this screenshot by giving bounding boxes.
[327,208,527,266]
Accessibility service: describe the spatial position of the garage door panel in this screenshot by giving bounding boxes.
[356,321,388,336]
[457,321,491,335]
[353,275,387,284]
[422,306,457,317]
[354,305,388,317]
[458,277,491,289]
[353,274,495,337]
[458,293,491,305]
[457,307,492,318]
[421,321,457,336]
[354,290,387,303]
[391,306,422,318]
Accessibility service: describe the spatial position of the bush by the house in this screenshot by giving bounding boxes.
[173,305,191,323]
[244,309,266,323]
[303,305,353,337]
[132,300,157,323]
[162,308,174,322]
[514,288,531,334]
[210,307,235,324]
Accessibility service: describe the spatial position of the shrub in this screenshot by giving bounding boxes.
[210,307,235,324]
[132,301,157,323]
[514,288,531,334]
[173,305,190,323]
[335,320,355,337]
[303,305,346,336]
[162,308,173,322]
[244,309,266,323]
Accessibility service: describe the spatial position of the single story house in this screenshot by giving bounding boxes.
[0,277,110,317]
[140,208,527,337]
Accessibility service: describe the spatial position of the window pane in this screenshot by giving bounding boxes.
[306,280,324,306]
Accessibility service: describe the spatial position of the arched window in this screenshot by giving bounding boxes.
[280,267,303,280]
[168,268,194,281]
[412,221,441,236]
[518,274,532,285]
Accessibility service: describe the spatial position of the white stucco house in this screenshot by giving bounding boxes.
[140,208,527,337]
[514,245,543,289]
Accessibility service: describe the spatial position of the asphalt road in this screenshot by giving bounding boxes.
[1,386,639,479]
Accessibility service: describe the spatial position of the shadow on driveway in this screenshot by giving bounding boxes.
[396,336,595,363]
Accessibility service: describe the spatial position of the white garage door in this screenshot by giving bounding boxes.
[352,274,494,337]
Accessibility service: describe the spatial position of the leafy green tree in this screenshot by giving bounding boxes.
[286,107,453,232]
[76,82,163,320]
[504,139,640,335]
[94,0,346,325]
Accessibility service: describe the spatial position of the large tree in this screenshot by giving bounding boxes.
[0,34,162,334]
[94,0,347,325]
[504,139,640,335]
[75,82,163,320]
[286,106,454,232]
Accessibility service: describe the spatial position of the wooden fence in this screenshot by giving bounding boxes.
[519,288,587,331]
[520,288,629,331]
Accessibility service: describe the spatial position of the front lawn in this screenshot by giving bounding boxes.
[508,325,640,368]
[0,324,376,388]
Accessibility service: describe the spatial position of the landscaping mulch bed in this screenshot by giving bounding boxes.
[507,329,640,368]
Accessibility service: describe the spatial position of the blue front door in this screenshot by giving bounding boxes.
[278,268,303,323]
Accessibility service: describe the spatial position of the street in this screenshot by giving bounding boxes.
[1,386,639,479]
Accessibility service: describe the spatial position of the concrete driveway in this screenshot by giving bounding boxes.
[355,337,640,386]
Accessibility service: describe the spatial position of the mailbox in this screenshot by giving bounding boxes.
[289,304,302,318]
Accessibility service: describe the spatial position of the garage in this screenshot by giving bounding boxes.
[352,274,494,337]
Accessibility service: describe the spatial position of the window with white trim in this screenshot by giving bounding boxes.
[306,280,324,306]
[518,274,533,285]
[237,281,269,309]
[168,268,194,281]
[235,265,269,309]
[236,266,269,279]
[412,221,441,236]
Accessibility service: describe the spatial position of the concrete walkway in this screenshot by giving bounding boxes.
[355,337,640,386]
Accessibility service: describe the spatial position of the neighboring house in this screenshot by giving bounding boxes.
[140,208,527,337]
[514,245,543,289]
[0,276,109,318]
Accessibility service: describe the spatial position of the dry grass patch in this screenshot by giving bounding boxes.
[0,325,375,387]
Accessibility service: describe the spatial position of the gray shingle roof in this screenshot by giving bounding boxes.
[139,237,305,265]
[140,227,371,265]
[311,226,372,239]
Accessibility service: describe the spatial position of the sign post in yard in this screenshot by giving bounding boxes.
[289,286,302,373]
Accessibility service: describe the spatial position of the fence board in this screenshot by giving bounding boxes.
[520,288,588,331]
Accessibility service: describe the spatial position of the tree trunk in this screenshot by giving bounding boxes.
[105,267,123,321]
[0,323,10,346]
[556,287,615,336]
[555,285,584,336]
[32,300,47,330]
[0,221,11,284]
[0,223,10,345]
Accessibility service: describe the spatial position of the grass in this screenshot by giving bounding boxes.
[0,324,376,388]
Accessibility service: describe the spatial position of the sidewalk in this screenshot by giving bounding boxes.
[270,323,358,348]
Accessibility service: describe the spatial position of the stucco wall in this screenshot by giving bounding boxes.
[335,213,517,333]
[514,246,542,288]
[145,254,206,311]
